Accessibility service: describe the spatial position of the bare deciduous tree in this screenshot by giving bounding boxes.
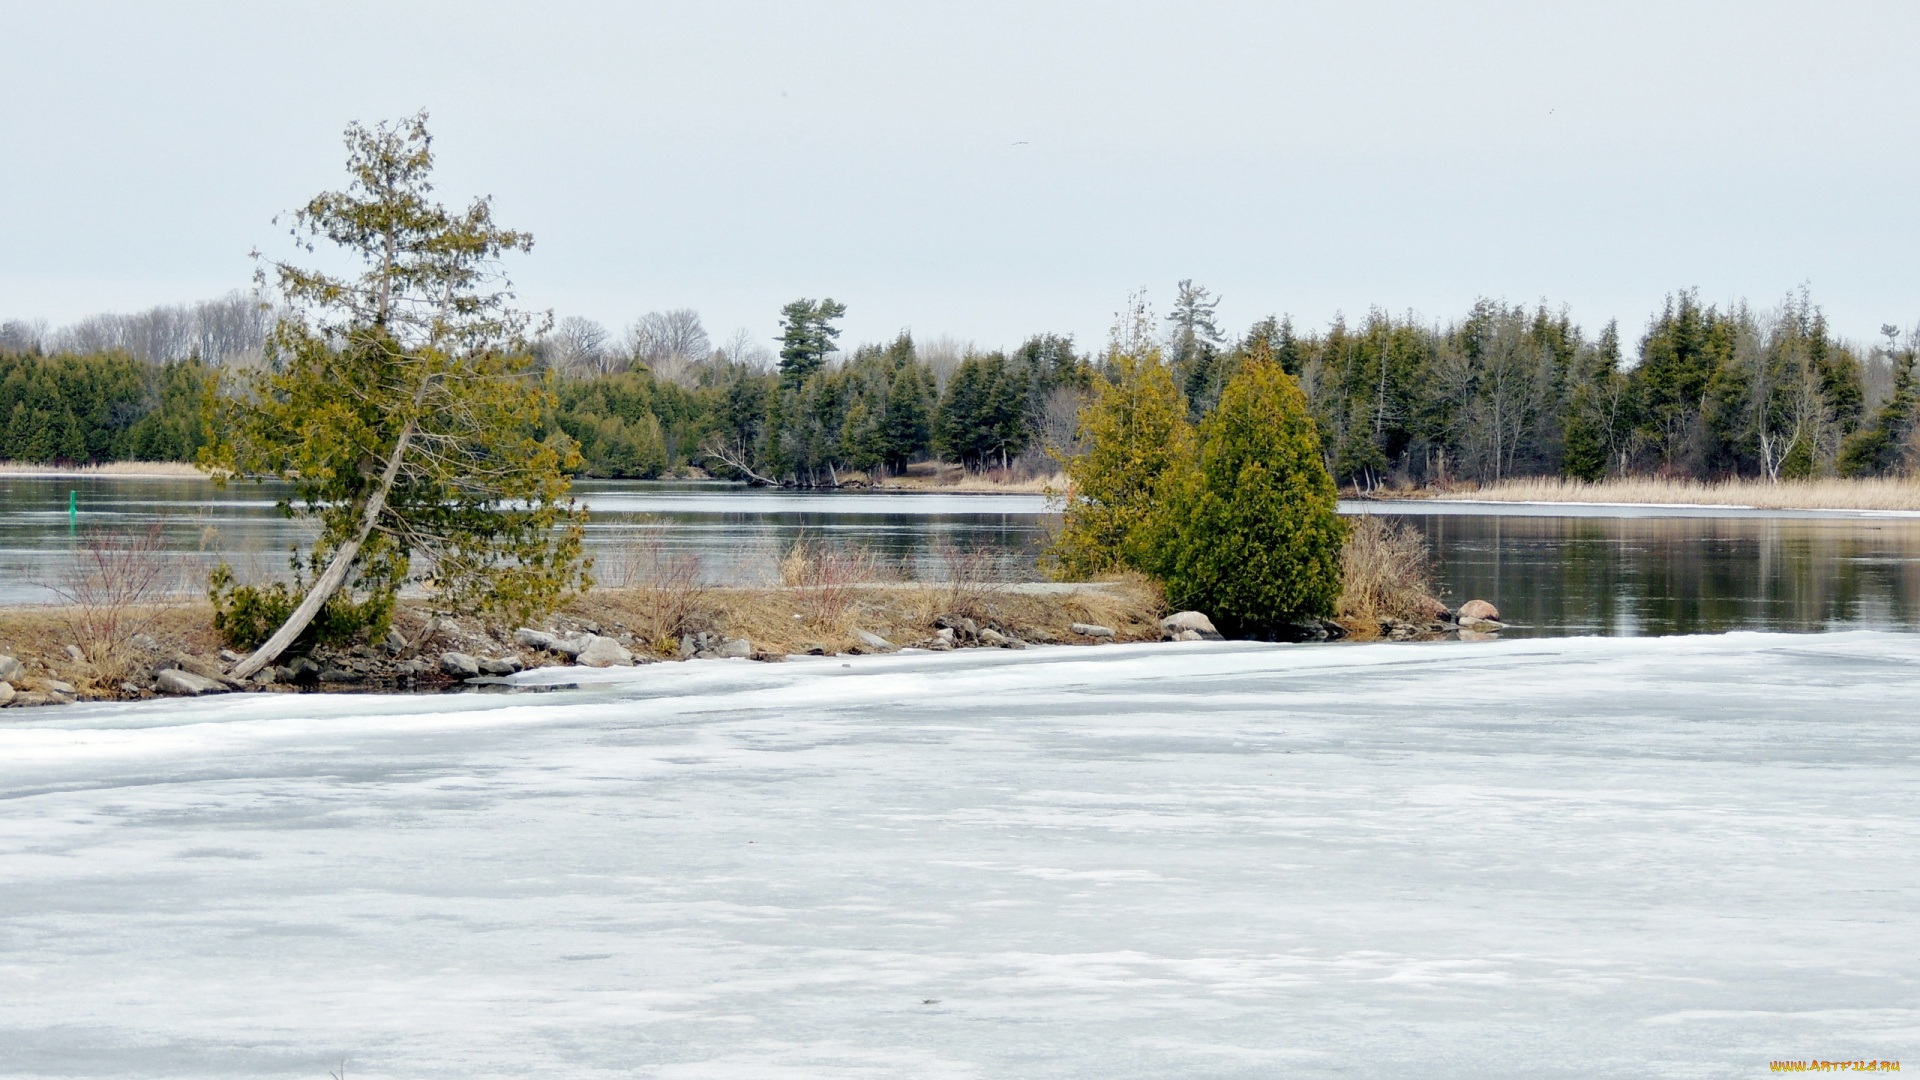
[543,316,618,375]
[629,309,711,384]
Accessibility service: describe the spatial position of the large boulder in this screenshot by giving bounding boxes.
[156,669,225,696]
[1458,599,1500,622]
[573,636,634,667]
[439,651,481,677]
[1160,611,1224,640]
[0,681,13,706]
[855,630,897,652]
[1069,622,1115,639]
[550,634,596,658]
[1415,595,1453,623]
[0,655,20,683]
[714,638,752,659]
[480,656,523,676]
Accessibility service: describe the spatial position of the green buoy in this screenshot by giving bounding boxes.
[68,489,77,527]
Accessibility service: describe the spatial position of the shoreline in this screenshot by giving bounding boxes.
[1353,476,1920,513]
[0,577,1183,708]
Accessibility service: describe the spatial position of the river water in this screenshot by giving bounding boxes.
[7,475,1920,637]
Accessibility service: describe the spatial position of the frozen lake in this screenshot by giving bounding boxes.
[2,634,1914,1078]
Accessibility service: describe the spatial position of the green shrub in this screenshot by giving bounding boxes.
[208,562,393,652]
[1148,355,1345,635]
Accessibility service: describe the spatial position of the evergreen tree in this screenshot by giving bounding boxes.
[777,298,847,384]
[206,113,589,677]
[1046,345,1191,579]
[1148,351,1346,634]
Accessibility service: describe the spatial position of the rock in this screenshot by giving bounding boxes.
[172,653,239,686]
[550,634,595,658]
[1171,629,1203,642]
[1458,599,1500,622]
[439,651,481,677]
[855,629,897,652]
[1160,611,1224,640]
[287,657,321,686]
[978,628,1026,649]
[582,620,601,634]
[1415,595,1453,623]
[251,669,276,686]
[395,659,429,677]
[10,692,50,707]
[130,634,159,653]
[573,636,634,667]
[45,679,76,696]
[1069,622,1115,638]
[934,615,978,642]
[513,627,558,651]
[219,648,243,664]
[480,656,523,676]
[0,656,20,683]
[64,644,87,663]
[156,669,225,696]
[0,681,12,706]
[714,638,752,659]
[932,627,956,649]
[1458,615,1506,633]
[385,628,409,652]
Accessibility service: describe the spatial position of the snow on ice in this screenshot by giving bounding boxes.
[1,633,1915,1078]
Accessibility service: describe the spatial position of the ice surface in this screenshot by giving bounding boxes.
[2,634,1916,1078]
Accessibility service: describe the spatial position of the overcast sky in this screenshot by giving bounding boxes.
[5,0,1918,354]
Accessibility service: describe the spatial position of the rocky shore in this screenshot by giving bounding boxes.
[0,579,1505,709]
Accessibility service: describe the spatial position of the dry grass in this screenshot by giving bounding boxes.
[0,601,219,696]
[1401,476,1920,512]
[0,460,207,478]
[572,572,1165,658]
[594,524,713,653]
[936,542,1005,622]
[778,534,898,631]
[1336,516,1437,624]
[875,462,1064,495]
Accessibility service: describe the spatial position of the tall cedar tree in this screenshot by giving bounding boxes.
[1046,346,1191,578]
[1148,352,1346,633]
[206,113,588,677]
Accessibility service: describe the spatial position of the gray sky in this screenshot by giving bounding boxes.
[5,0,1917,353]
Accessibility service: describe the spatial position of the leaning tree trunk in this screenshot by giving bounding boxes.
[230,417,417,680]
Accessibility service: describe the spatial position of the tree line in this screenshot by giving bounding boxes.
[5,283,1918,485]
[550,284,1920,486]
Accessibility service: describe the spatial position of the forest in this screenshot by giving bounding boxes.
[2,284,1916,486]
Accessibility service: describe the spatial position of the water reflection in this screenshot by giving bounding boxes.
[4,475,1920,637]
[1385,513,1920,637]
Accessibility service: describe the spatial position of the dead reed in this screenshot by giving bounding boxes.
[1336,515,1436,623]
[1426,476,1920,512]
